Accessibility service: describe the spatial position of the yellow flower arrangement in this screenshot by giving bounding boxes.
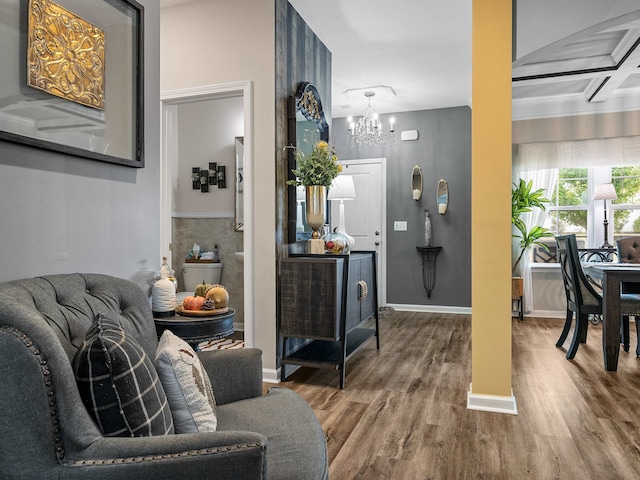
[287,140,342,187]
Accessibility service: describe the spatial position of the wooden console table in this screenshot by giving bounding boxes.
[279,251,379,389]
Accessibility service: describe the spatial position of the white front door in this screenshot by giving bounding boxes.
[331,158,386,305]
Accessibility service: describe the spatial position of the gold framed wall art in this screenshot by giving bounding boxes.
[0,0,144,168]
[28,0,106,110]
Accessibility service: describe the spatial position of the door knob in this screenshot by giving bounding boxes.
[375,231,380,235]
[375,241,380,246]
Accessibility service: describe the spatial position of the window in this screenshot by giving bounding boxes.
[544,168,588,242]
[612,166,640,238]
[533,166,640,263]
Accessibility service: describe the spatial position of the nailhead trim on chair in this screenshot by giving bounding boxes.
[1,325,264,469]
[0,326,65,463]
[69,442,263,466]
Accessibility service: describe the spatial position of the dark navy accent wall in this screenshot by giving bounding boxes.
[275,0,331,250]
[333,107,472,308]
[275,0,332,366]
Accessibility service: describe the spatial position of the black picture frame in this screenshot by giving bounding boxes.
[0,0,145,168]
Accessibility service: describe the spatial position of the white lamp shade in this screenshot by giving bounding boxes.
[296,185,305,202]
[328,175,356,201]
[593,183,618,201]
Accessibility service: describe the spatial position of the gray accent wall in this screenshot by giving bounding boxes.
[0,1,161,293]
[333,106,472,308]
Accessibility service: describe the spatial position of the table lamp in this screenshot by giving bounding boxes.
[592,182,617,248]
[296,185,305,232]
[328,175,357,248]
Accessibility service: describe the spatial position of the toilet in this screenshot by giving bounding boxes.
[177,262,223,302]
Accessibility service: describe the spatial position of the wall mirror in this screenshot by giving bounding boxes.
[287,82,329,243]
[437,178,449,214]
[411,165,423,201]
[234,136,244,231]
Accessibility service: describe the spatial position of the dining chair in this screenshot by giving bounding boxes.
[555,234,640,359]
[616,236,640,353]
[556,234,601,359]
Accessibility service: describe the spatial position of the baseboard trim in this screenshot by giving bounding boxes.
[467,383,518,415]
[262,368,280,384]
[526,309,564,319]
[386,303,472,315]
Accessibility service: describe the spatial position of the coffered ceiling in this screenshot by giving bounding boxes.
[512,10,640,120]
[160,1,640,121]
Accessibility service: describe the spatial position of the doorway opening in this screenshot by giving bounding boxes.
[331,158,387,305]
[160,81,255,347]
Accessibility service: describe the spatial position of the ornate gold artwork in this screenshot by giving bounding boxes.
[27,0,105,110]
[298,90,321,122]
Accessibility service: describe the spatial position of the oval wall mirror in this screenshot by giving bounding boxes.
[411,165,423,201]
[437,178,449,214]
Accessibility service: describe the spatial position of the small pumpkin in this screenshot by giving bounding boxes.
[182,295,205,311]
[194,282,212,297]
[205,284,229,309]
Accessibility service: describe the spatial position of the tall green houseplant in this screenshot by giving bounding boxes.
[512,179,552,275]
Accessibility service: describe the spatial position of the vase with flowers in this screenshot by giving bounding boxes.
[287,140,342,239]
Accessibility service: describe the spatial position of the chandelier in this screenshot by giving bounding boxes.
[347,91,394,147]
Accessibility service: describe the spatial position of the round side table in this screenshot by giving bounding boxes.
[154,308,235,348]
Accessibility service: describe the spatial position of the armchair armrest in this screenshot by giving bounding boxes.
[197,348,263,405]
[67,431,266,479]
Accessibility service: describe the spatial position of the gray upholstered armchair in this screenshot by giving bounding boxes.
[0,274,328,479]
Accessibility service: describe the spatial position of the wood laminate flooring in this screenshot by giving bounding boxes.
[274,311,640,479]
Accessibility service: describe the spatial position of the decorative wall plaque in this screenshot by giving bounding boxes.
[27,0,106,110]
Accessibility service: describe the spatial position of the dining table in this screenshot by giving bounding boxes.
[583,262,640,371]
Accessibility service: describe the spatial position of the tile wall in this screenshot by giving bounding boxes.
[172,217,244,328]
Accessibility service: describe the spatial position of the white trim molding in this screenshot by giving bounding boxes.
[467,383,518,415]
[262,368,281,384]
[160,80,255,351]
[387,303,472,315]
[526,310,565,319]
[172,212,234,219]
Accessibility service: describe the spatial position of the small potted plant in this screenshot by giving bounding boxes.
[287,140,342,239]
[512,179,552,301]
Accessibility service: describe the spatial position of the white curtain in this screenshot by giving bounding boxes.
[512,166,557,313]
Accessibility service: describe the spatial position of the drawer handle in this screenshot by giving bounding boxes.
[358,280,368,301]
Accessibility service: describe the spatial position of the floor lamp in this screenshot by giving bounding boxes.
[328,175,357,249]
[593,183,617,248]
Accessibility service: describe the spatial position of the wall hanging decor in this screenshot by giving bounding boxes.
[437,179,449,214]
[28,0,105,110]
[192,164,226,192]
[411,165,423,200]
[0,0,144,167]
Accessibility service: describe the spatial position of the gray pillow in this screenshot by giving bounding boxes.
[154,330,217,433]
[72,313,174,437]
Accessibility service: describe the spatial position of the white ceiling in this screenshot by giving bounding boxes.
[160,1,640,121]
[287,0,472,119]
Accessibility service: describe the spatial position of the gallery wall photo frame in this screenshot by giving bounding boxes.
[0,0,145,168]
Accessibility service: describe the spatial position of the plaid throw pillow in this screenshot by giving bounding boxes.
[73,313,174,437]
